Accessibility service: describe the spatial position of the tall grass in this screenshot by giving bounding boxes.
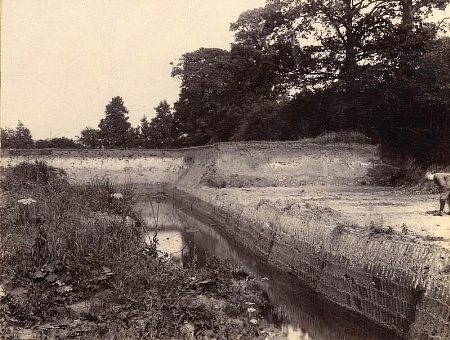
[0,161,264,339]
[1,161,140,272]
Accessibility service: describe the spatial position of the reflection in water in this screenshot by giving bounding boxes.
[136,200,401,340]
[144,230,185,263]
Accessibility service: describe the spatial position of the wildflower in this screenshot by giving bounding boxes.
[125,215,134,227]
[110,193,123,199]
[247,307,257,313]
[249,319,258,324]
[18,198,36,205]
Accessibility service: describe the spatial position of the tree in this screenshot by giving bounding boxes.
[1,121,34,149]
[1,128,15,148]
[230,5,298,100]
[139,101,177,148]
[139,116,153,148]
[127,126,141,149]
[149,101,176,148]
[98,96,132,148]
[376,37,450,164]
[172,48,240,145]
[230,6,305,97]
[262,0,448,88]
[239,0,449,158]
[78,127,101,149]
[171,44,296,144]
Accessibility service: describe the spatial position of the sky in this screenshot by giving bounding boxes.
[1,1,448,141]
[1,0,266,140]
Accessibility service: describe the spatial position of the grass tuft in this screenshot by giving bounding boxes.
[369,221,394,235]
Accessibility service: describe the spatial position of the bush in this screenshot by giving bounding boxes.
[1,161,67,192]
[304,130,373,145]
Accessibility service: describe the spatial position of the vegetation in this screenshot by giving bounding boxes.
[78,127,102,149]
[2,1,449,165]
[35,137,81,149]
[138,100,178,148]
[0,162,266,339]
[168,0,450,163]
[97,96,133,148]
[1,121,33,149]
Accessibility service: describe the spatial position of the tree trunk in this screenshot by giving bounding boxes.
[401,0,414,25]
[343,0,357,94]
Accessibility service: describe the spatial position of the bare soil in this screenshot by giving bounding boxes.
[2,144,449,339]
[204,185,450,247]
[2,143,449,248]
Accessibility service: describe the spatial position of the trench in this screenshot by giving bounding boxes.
[3,145,449,339]
[135,196,402,340]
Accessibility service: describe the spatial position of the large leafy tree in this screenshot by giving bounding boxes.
[248,0,449,160]
[230,6,300,99]
[171,40,299,144]
[376,36,450,163]
[98,96,132,148]
[172,48,242,145]
[370,1,450,162]
[262,0,449,89]
[78,127,102,149]
[1,121,34,149]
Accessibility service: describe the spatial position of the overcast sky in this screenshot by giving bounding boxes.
[1,0,266,140]
[1,1,448,140]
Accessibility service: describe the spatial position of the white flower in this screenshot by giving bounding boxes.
[110,193,123,199]
[125,216,134,226]
[247,307,257,313]
[249,319,258,324]
[18,198,36,205]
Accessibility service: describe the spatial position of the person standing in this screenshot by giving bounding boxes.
[426,172,450,216]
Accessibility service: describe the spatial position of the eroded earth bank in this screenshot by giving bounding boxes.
[2,142,450,339]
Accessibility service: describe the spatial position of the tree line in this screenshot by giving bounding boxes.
[2,0,449,164]
[1,98,177,150]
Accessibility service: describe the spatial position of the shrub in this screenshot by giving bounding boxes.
[1,161,67,192]
[304,130,372,145]
[369,221,394,235]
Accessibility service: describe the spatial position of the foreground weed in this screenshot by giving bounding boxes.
[0,161,266,339]
[332,221,359,236]
[368,221,395,235]
[75,177,135,215]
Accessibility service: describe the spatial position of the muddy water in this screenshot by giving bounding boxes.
[135,199,402,340]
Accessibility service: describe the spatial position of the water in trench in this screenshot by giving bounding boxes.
[135,199,402,340]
